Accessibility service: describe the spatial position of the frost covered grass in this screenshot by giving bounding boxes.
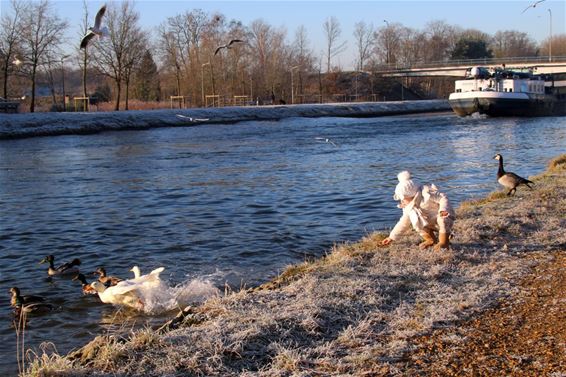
[23,155,565,376]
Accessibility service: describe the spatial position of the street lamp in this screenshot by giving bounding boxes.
[201,61,210,106]
[290,65,299,104]
[548,9,552,62]
[60,54,71,111]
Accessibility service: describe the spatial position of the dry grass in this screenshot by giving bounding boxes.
[547,154,566,173]
[23,154,566,377]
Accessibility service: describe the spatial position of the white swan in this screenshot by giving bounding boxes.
[91,281,144,310]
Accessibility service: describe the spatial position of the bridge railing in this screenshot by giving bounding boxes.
[377,56,566,71]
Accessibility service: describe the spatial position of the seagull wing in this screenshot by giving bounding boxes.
[80,31,96,49]
[214,46,225,55]
[94,4,107,29]
[228,39,244,47]
[521,5,532,13]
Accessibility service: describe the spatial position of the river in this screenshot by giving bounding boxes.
[0,113,564,375]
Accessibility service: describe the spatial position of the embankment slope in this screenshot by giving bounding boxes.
[24,155,565,376]
[0,100,450,139]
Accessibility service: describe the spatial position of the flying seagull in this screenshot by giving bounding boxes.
[214,39,245,55]
[80,4,109,49]
[521,0,545,13]
[315,137,338,147]
[176,114,210,122]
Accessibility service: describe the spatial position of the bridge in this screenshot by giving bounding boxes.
[373,56,566,77]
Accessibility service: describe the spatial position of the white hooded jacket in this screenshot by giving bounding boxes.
[388,184,453,240]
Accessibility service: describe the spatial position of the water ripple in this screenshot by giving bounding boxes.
[0,114,564,375]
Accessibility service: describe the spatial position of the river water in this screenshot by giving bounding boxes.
[0,113,564,375]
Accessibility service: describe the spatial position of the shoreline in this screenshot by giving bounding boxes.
[22,155,565,376]
[0,100,450,140]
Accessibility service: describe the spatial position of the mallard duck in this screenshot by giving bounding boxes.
[494,154,534,196]
[93,267,122,287]
[10,287,44,307]
[90,281,144,310]
[72,273,97,295]
[10,287,52,314]
[39,255,81,276]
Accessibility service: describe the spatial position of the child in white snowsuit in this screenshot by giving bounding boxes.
[381,171,454,251]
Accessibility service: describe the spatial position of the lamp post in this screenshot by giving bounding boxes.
[548,9,552,62]
[383,20,390,65]
[250,75,253,102]
[60,54,70,111]
[201,61,210,106]
[290,65,299,104]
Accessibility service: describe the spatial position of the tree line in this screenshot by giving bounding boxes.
[1,0,564,112]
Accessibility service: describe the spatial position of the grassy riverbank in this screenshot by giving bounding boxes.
[23,155,565,376]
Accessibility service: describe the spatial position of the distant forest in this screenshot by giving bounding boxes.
[1,0,564,112]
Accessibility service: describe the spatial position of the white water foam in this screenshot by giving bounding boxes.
[136,278,220,314]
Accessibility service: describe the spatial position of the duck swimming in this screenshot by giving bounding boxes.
[93,267,122,287]
[72,274,97,295]
[39,255,81,276]
[10,287,52,314]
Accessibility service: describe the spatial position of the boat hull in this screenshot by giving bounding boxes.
[449,92,566,117]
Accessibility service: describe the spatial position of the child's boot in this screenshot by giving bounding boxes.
[419,230,436,250]
[434,233,450,251]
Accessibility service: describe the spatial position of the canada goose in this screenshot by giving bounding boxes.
[39,255,81,276]
[494,154,534,196]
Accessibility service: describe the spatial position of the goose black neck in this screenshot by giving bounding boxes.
[497,156,505,178]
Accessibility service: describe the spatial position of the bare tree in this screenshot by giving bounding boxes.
[540,34,566,57]
[0,0,24,99]
[158,9,210,104]
[398,27,426,67]
[123,30,148,110]
[491,30,538,58]
[18,0,68,112]
[291,25,314,101]
[353,21,375,71]
[92,1,145,111]
[157,26,183,96]
[323,16,346,72]
[423,20,460,63]
[375,21,404,66]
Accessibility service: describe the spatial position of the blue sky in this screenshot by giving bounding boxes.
[2,0,564,68]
